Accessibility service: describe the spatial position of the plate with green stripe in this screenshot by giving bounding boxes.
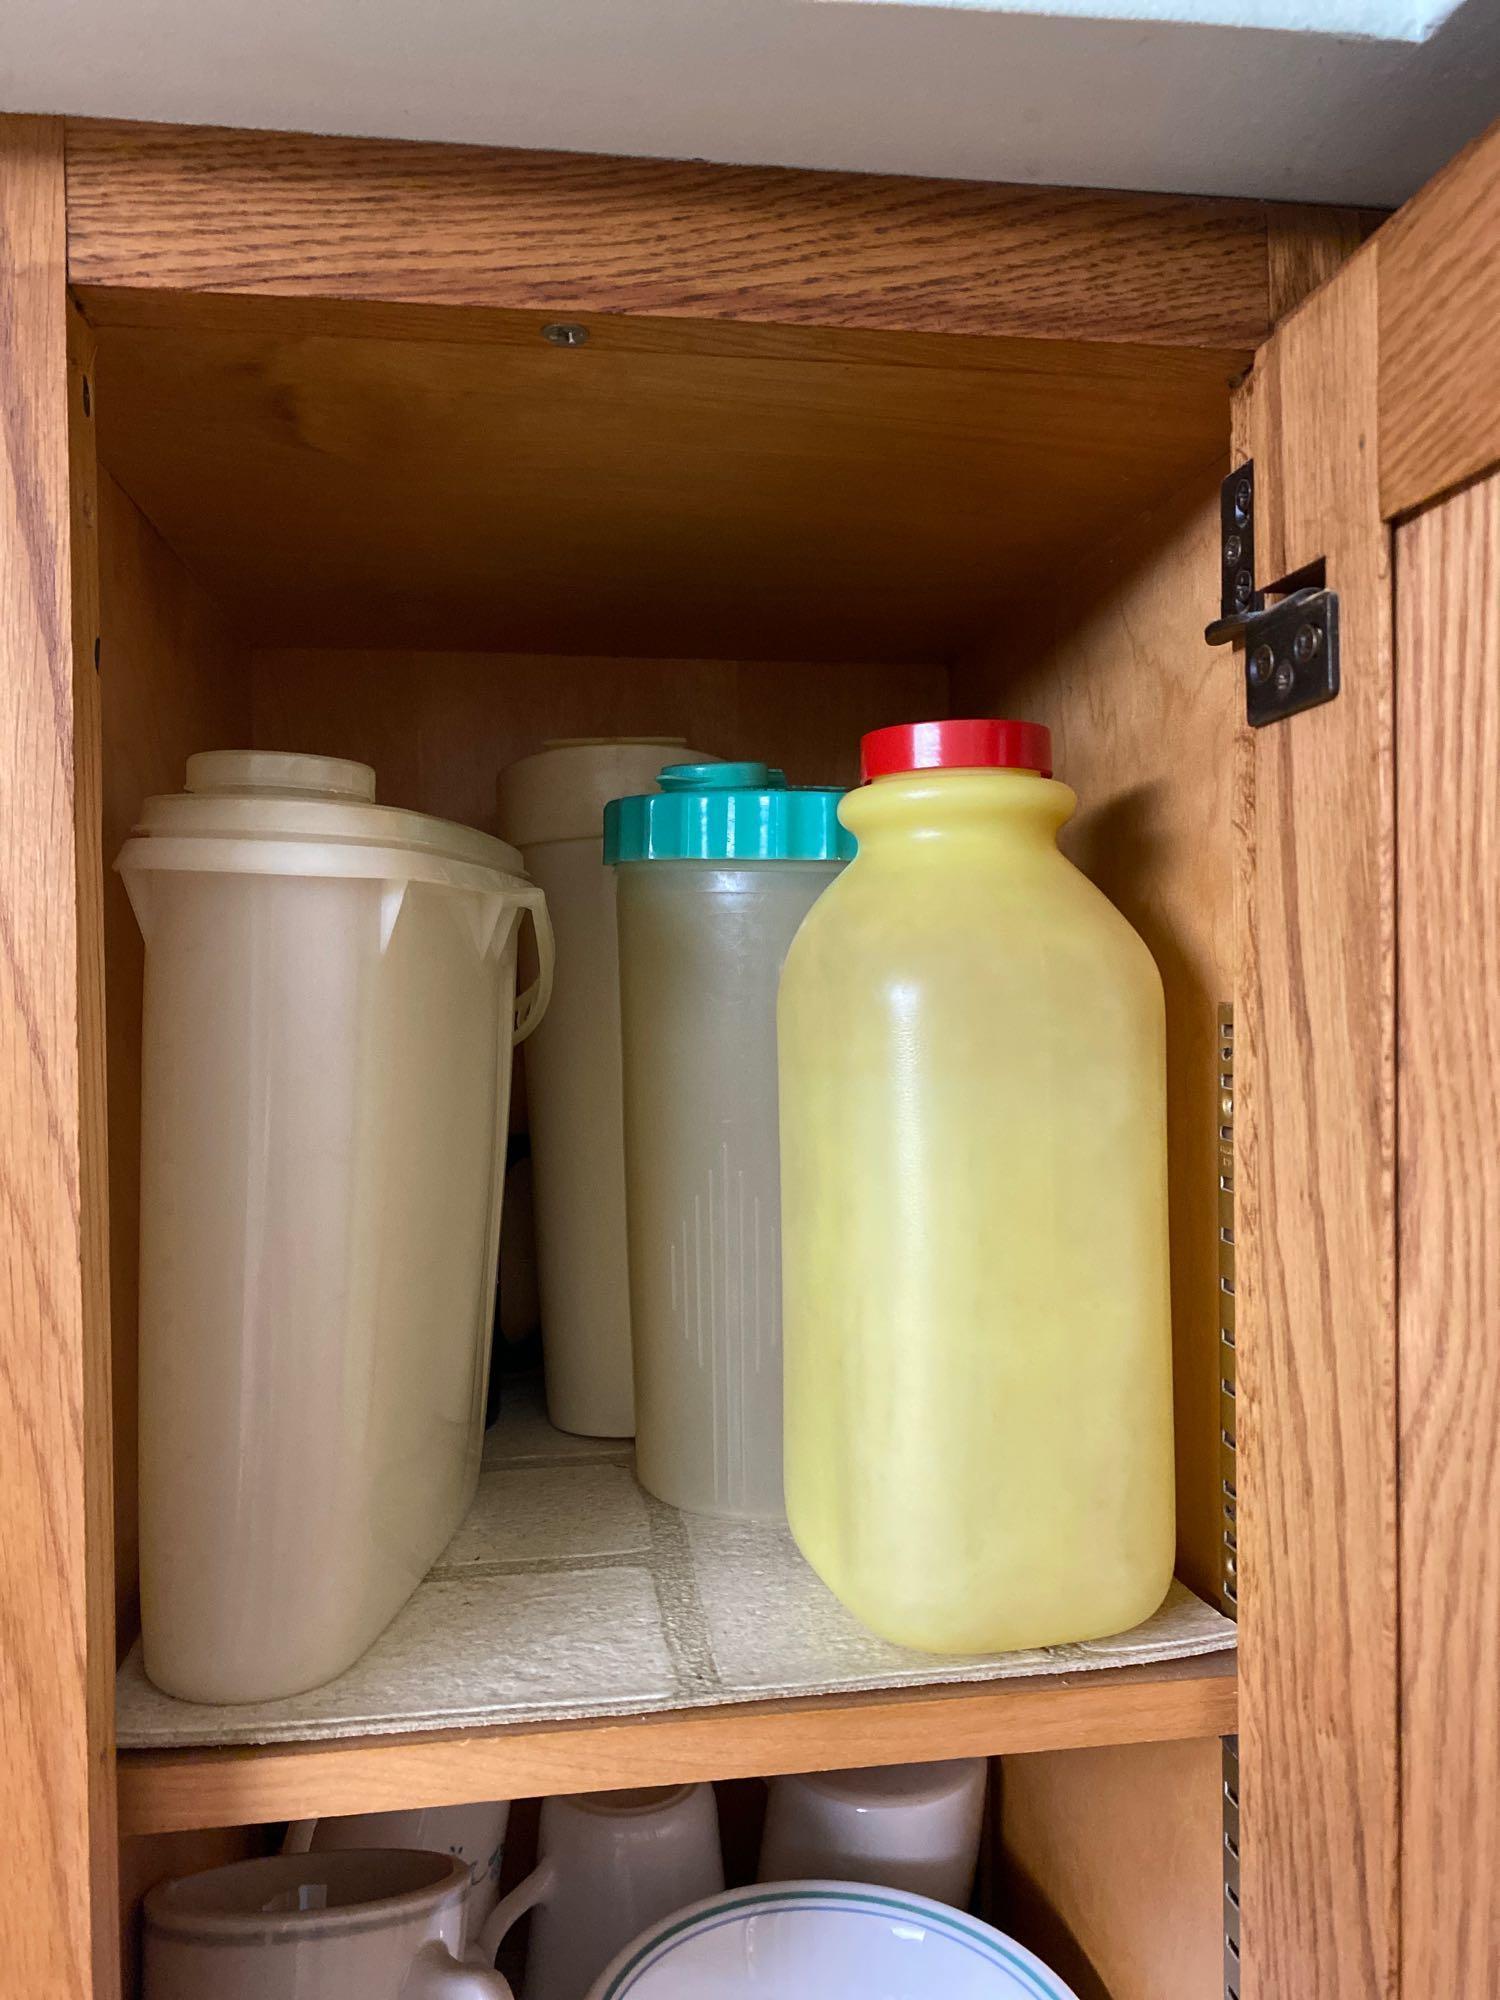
[586,1881,1078,1998]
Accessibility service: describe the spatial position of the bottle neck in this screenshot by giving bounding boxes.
[840,768,1075,853]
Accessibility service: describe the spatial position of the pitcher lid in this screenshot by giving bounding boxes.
[128,749,524,877]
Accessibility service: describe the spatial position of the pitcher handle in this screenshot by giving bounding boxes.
[405,1941,514,1998]
[512,889,554,1046]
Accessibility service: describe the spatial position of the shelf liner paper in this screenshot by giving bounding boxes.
[117,1380,1236,1749]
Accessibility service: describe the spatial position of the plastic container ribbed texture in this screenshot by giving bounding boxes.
[777,723,1175,1652]
[607,765,848,1519]
[118,751,553,1703]
[497,739,717,1438]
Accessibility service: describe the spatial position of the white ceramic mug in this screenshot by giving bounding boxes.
[143,1849,513,1998]
[478,1785,724,2000]
[285,1801,511,1942]
[757,1758,988,1908]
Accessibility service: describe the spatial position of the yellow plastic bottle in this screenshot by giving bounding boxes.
[778,719,1174,1654]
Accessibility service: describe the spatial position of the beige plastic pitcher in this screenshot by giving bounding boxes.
[143,1850,513,1998]
[118,752,553,1704]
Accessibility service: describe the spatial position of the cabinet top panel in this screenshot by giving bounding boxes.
[82,277,1241,662]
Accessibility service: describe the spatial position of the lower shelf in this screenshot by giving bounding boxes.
[117,1381,1236,1835]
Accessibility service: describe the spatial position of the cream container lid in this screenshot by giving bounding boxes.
[131,750,524,878]
[498,737,719,847]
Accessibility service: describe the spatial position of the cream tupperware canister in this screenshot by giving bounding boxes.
[497,739,717,1439]
[118,751,553,1703]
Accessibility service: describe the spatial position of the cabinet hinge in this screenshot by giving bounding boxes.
[1204,460,1340,727]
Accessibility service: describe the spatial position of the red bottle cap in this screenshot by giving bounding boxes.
[860,719,1053,783]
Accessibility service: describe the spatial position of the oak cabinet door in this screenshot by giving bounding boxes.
[1234,117,1499,2000]
[0,114,118,2000]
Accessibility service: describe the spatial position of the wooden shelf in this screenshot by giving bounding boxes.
[115,1390,1236,1835]
[117,1651,1235,1835]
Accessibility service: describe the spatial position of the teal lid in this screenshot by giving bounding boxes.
[604,762,854,863]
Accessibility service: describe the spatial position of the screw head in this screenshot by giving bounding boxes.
[1234,568,1254,607]
[1274,660,1295,697]
[1223,533,1243,567]
[1233,478,1252,526]
[541,321,590,347]
[1249,643,1275,685]
[1292,621,1323,665]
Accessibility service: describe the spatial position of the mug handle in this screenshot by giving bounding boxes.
[473,1853,556,1966]
[405,1940,514,1999]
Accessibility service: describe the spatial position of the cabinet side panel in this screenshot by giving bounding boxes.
[1266,205,1383,327]
[953,473,1233,1606]
[998,1739,1223,2000]
[96,471,252,1642]
[0,115,119,2000]
[952,475,1231,2000]
[1395,471,1500,1994]
[1235,253,1398,1999]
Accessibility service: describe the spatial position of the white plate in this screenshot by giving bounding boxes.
[586,1881,1079,1998]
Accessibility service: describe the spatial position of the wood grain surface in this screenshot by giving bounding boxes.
[73,281,1242,377]
[0,116,119,2000]
[1266,204,1384,327]
[88,307,1238,663]
[955,476,1233,2000]
[96,474,252,1642]
[65,119,1274,348]
[1379,117,1500,520]
[252,648,948,814]
[1234,253,1398,2000]
[1395,472,1500,1994]
[954,471,1234,1606]
[998,1737,1223,2000]
[116,1653,1237,1837]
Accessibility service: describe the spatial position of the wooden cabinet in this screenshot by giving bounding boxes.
[2,107,1495,2000]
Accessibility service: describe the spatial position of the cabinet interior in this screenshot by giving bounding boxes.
[89,285,1237,2000]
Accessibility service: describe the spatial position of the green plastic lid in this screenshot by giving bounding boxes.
[603,762,854,863]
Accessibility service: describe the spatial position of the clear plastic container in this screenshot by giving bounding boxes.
[777,720,1175,1652]
[117,752,553,1703]
[497,739,717,1438]
[606,764,850,1518]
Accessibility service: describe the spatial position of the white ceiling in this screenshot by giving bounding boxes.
[4,0,1497,206]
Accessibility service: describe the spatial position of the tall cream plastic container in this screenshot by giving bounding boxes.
[778,720,1175,1654]
[606,764,851,1518]
[497,739,717,1438]
[118,752,553,1703]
